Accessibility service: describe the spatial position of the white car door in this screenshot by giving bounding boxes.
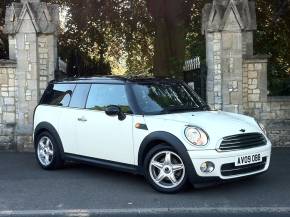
[45,83,78,154]
[76,83,134,165]
[59,83,91,154]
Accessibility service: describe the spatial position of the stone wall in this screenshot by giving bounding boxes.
[206,32,222,110]
[243,59,290,147]
[262,98,290,147]
[242,57,268,110]
[0,60,16,150]
[38,35,57,95]
[203,0,257,113]
[0,0,59,151]
[203,0,290,147]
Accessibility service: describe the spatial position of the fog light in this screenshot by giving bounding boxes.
[200,161,215,173]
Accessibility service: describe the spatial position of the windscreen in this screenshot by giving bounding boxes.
[131,82,208,115]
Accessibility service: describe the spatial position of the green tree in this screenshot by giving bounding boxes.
[185,0,208,62]
[146,0,196,78]
[0,0,13,59]
[1,0,290,89]
[48,0,154,76]
[255,0,290,95]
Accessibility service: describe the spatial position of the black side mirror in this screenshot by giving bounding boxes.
[105,105,126,121]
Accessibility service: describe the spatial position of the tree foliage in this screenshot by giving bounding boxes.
[46,0,154,76]
[0,0,289,88]
[185,0,208,62]
[146,0,195,78]
[254,0,290,95]
[0,0,14,59]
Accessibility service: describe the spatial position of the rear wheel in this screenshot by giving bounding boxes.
[144,145,188,193]
[35,132,64,170]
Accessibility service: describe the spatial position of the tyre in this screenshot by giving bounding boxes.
[35,131,64,170]
[144,144,188,193]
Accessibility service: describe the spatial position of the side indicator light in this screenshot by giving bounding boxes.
[135,123,148,130]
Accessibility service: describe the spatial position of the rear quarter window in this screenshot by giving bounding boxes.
[40,83,76,107]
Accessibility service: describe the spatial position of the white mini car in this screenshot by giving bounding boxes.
[33,76,272,193]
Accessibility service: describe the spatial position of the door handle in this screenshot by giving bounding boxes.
[77,117,87,122]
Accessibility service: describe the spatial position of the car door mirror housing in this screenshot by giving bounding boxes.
[105,105,126,121]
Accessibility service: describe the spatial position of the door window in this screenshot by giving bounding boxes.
[69,84,91,109]
[86,84,131,113]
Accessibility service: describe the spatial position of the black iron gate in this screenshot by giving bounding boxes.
[183,57,207,101]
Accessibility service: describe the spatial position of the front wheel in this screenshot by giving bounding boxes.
[144,145,188,193]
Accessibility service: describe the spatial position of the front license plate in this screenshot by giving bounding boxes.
[235,153,262,166]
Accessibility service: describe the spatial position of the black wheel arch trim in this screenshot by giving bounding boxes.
[34,122,65,159]
[138,131,203,185]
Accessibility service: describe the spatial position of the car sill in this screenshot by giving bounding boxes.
[64,153,141,175]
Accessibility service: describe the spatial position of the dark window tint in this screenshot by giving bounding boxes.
[86,84,131,113]
[40,83,76,107]
[69,84,91,109]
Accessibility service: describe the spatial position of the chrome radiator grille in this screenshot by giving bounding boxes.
[219,133,267,151]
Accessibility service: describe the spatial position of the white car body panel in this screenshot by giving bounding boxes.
[188,145,271,179]
[143,111,264,151]
[132,115,149,165]
[58,108,80,154]
[34,105,61,138]
[73,109,135,165]
[34,103,272,181]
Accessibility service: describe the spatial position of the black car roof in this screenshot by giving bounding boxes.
[51,75,182,84]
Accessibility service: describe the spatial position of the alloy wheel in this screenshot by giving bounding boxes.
[149,151,185,189]
[37,136,54,166]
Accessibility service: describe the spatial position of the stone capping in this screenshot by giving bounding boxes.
[268,96,290,102]
[0,59,17,67]
[202,0,257,34]
[4,1,59,34]
[243,55,270,63]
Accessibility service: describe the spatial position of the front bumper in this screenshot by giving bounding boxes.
[188,142,271,180]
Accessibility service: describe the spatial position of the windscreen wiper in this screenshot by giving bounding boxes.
[166,106,201,112]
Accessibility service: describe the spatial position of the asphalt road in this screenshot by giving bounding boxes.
[0,148,290,216]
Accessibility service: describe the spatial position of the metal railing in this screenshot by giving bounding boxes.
[183,56,200,72]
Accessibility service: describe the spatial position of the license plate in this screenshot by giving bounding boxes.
[235,153,262,166]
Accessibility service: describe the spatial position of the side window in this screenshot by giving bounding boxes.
[86,84,131,113]
[40,83,76,107]
[69,84,91,109]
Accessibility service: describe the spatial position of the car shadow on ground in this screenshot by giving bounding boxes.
[60,159,269,194]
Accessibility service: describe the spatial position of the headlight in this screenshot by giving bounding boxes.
[184,127,208,146]
[258,122,267,135]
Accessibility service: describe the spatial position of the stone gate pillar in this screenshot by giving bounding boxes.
[4,0,59,150]
[202,0,257,113]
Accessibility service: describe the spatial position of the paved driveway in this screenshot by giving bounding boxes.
[0,148,289,216]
